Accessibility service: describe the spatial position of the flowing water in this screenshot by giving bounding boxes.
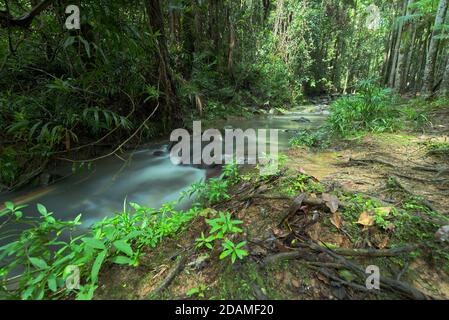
[0,108,326,235]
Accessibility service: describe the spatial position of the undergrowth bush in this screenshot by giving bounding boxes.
[328,81,399,136]
[290,128,330,149]
[0,200,200,300]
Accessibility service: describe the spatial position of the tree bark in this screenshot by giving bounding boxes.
[440,52,449,96]
[422,0,448,96]
[0,0,53,28]
[145,0,182,127]
[389,0,407,88]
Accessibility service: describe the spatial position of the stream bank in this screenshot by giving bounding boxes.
[95,105,449,300]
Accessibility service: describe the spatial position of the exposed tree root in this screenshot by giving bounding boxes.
[330,246,418,257]
[145,253,188,299]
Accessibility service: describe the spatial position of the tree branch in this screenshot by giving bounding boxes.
[0,0,54,28]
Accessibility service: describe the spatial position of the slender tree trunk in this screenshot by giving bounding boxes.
[441,53,449,96]
[404,24,417,91]
[395,0,414,93]
[145,0,182,127]
[227,16,236,77]
[389,0,407,88]
[383,29,395,85]
[422,0,448,96]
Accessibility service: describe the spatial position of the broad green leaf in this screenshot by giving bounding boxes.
[219,249,232,260]
[47,275,57,292]
[113,240,133,256]
[111,255,134,265]
[91,250,107,283]
[82,238,106,250]
[29,257,48,270]
[37,204,48,216]
[5,202,14,211]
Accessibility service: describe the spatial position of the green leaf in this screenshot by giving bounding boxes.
[5,202,14,211]
[29,257,49,270]
[21,286,34,300]
[37,204,48,216]
[219,249,232,260]
[47,275,57,292]
[113,240,133,256]
[91,250,107,283]
[82,238,106,250]
[111,255,134,265]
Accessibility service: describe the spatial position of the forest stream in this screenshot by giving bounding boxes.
[0,106,326,234]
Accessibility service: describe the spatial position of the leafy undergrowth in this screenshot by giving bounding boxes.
[92,159,449,300]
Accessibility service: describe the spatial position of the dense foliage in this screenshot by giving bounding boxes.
[1,0,447,189]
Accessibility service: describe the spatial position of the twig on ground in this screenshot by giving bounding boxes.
[145,252,188,299]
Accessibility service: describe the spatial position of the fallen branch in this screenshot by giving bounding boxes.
[341,158,396,168]
[145,253,188,299]
[303,242,430,300]
[262,250,309,267]
[331,246,417,258]
[57,103,160,163]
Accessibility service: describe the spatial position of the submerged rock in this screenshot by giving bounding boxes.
[152,150,165,157]
[293,117,311,123]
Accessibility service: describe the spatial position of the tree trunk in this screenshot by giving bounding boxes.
[145,0,182,127]
[388,0,407,88]
[422,0,448,96]
[440,52,449,96]
[395,0,414,93]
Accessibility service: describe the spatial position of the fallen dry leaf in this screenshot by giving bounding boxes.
[291,279,301,288]
[378,236,390,249]
[330,212,343,229]
[272,227,290,239]
[357,211,375,226]
[322,193,340,213]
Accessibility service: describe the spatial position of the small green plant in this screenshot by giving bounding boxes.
[256,154,288,178]
[290,128,330,148]
[186,284,209,298]
[206,212,244,238]
[425,141,449,157]
[181,178,230,206]
[0,200,200,300]
[283,174,325,196]
[400,106,430,129]
[221,162,241,184]
[220,240,249,264]
[195,212,248,264]
[195,232,216,249]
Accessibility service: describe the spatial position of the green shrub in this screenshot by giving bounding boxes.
[0,148,20,188]
[328,81,398,136]
[0,201,200,300]
[290,128,330,148]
